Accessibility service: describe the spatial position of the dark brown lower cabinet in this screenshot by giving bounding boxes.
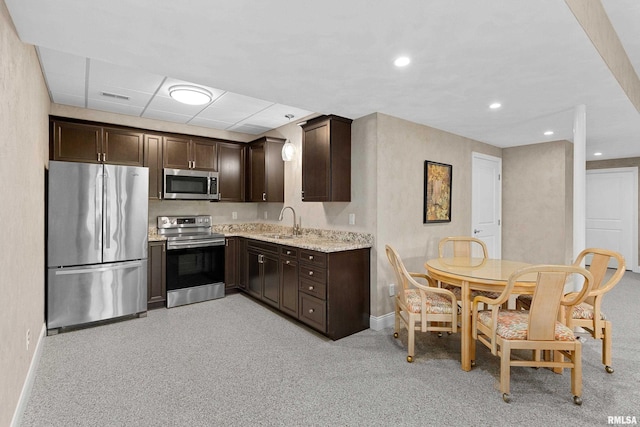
[242,238,370,340]
[246,241,279,308]
[147,241,166,309]
[279,246,299,318]
[225,237,238,289]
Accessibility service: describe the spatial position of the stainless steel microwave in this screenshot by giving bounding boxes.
[163,168,219,200]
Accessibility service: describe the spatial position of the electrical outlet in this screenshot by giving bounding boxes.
[26,329,31,351]
[389,283,395,296]
[348,213,355,225]
[232,211,237,220]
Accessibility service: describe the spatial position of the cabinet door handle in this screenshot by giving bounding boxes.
[308,285,314,291]
[262,192,266,201]
[308,255,314,260]
[192,160,196,169]
[308,271,314,276]
[286,250,291,255]
[103,152,106,162]
[97,153,101,162]
[308,308,315,314]
[286,260,290,264]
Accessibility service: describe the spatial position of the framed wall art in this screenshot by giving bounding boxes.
[423,160,452,223]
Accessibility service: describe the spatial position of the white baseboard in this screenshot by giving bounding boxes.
[11,323,46,427]
[369,312,395,331]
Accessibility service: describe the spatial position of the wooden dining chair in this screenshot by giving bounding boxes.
[386,245,458,363]
[438,236,501,303]
[516,248,625,373]
[472,264,593,404]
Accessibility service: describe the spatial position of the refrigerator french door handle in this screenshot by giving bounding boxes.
[104,174,111,249]
[95,170,102,251]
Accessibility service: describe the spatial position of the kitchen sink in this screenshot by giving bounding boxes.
[263,234,295,240]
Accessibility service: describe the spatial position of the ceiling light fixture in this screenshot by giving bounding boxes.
[282,114,296,161]
[394,56,411,67]
[489,102,502,109]
[168,85,212,105]
[544,130,554,136]
[594,152,603,156]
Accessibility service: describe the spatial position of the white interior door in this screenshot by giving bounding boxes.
[586,168,637,271]
[472,152,502,258]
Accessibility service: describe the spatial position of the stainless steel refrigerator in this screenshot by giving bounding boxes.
[47,161,149,333]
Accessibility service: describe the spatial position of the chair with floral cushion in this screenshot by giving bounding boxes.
[438,236,502,304]
[386,244,458,363]
[472,264,593,404]
[516,248,625,373]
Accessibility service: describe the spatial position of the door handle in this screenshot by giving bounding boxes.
[473,229,481,234]
[104,174,111,248]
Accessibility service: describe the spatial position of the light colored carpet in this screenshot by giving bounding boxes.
[21,271,640,426]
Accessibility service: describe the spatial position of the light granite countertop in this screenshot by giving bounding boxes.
[148,223,373,253]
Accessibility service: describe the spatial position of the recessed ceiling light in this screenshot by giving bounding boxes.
[544,130,554,136]
[394,56,411,67]
[168,85,212,105]
[489,102,502,109]
[594,152,603,156]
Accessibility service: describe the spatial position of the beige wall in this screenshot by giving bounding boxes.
[0,1,50,425]
[503,140,574,265]
[587,157,640,266]
[372,113,502,317]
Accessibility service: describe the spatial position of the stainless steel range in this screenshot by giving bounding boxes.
[157,215,226,308]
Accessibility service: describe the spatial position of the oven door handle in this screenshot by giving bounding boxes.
[167,239,225,250]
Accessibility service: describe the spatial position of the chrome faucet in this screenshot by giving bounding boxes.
[278,206,300,236]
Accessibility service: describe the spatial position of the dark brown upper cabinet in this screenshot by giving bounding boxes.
[301,115,352,202]
[163,136,217,171]
[50,118,144,166]
[143,134,163,200]
[247,136,285,202]
[218,141,245,202]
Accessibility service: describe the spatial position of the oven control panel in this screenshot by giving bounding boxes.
[157,215,211,229]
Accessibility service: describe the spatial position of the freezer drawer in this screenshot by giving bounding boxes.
[47,260,147,331]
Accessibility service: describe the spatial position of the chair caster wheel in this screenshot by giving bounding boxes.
[393,332,398,338]
[605,366,614,374]
[573,396,582,405]
[407,356,413,363]
[502,393,511,403]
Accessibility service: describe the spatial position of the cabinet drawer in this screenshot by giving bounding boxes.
[247,240,278,255]
[299,293,326,333]
[280,246,298,259]
[299,265,326,284]
[299,278,326,299]
[299,249,326,267]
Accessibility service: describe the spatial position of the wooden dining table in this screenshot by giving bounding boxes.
[425,257,537,371]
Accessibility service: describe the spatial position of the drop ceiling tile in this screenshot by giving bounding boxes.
[87,98,145,116]
[188,116,236,130]
[89,59,164,94]
[227,123,272,135]
[50,92,85,107]
[240,103,313,128]
[37,47,86,99]
[142,109,194,124]
[197,92,273,123]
